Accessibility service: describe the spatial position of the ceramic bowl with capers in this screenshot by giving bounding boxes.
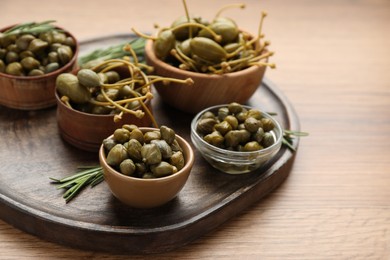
[191,103,282,174]
[99,125,195,208]
[0,23,78,110]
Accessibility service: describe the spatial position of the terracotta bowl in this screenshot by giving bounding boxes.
[144,39,267,114]
[56,92,153,152]
[0,25,79,110]
[99,128,195,208]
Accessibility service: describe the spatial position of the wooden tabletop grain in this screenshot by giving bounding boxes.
[1,0,390,259]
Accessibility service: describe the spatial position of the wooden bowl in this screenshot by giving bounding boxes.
[0,25,79,110]
[144,39,267,114]
[56,92,153,152]
[99,128,195,208]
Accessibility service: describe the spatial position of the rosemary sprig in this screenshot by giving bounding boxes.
[50,166,104,203]
[282,129,309,152]
[78,37,146,67]
[2,20,61,36]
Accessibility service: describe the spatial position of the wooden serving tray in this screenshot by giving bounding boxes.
[0,34,300,254]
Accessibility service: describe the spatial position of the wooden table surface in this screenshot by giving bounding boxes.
[1,0,389,259]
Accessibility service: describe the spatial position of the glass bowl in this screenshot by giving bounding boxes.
[191,104,283,174]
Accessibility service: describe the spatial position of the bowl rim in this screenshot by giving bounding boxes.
[99,127,195,183]
[191,104,283,156]
[144,38,266,79]
[0,24,79,80]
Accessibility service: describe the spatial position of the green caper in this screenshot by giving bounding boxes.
[236,111,248,122]
[103,138,117,151]
[0,48,6,59]
[49,43,62,52]
[106,144,128,166]
[15,34,35,50]
[244,117,260,133]
[117,85,133,98]
[119,159,136,176]
[57,45,73,65]
[56,73,91,104]
[200,111,216,120]
[20,57,40,71]
[178,38,191,57]
[171,16,199,41]
[150,161,177,178]
[45,62,59,73]
[151,139,173,159]
[48,51,59,63]
[126,139,143,161]
[135,162,147,176]
[217,107,229,121]
[198,21,239,44]
[154,29,176,60]
[28,69,44,76]
[104,70,120,83]
[197,118,217,135]
[170,139,183,152]
[122,124,139,132]
[7,43,19,52]
[204,131,224,147]
[190,37,227,63]
[91,105,111,114]
[224,130,242,148]
[5,51,19,63]
[51,31,66,44]
[228,102,243,114]
[64,36,76,47]
[77,69,101,88]
[129,128,144,144]
[261,118,275,132]
[214,121,232,136]
[5,62,24,76]
[160,125,176,145]
[28,38,48,53]
[261,132,275,148]
[170,151,185,171]
[19,50,34,59]
[247,109,262,120]
[141,143,162,165]
[39,31,53,44]
[252,127,265,143]
[224,115,238,130]
[242,141,262,152]
[113,128,130,143]
[142,172,155,179]
[144,130,161,143]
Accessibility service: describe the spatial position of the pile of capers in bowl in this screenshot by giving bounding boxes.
[191,102,283,174]
[102,125,185,179]
[196,102,277,151]
[0,21,76,76]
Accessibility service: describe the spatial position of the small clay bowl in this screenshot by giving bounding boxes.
[99,128,195,208]
[56,92,153,152]
[144,38,267,114]
[0,25,79,110]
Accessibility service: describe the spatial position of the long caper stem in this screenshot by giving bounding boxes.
[214,3,246,19]
[131,27,157,40]
[257,12,268,47]
[89,92,153,106]
[182,0,193,38]
[100,86,145,118]
[170,49,198,71]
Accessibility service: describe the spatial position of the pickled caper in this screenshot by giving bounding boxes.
[141,143,162,165]
[144,131,161,143]
[119,159,136,176]
[126,139,143,161]
[204,131,224,147]
[197,118,217,135]
[106,144,128,166]
[113,128,130,143]
[151,139,173,159]
[214,121,232,136]
[170,151,185,171]
[150,161,177,178]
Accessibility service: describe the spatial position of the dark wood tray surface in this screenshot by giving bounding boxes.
[0,34,300,254]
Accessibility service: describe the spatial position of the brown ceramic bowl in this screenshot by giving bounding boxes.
[0,25,79,110]
[144,38,267,114]
[56,92,153,152]
[99,128,195,208]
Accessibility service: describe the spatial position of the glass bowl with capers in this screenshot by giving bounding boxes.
[99,125,195,208]
[0,21,78,110]
[191,102,282,174]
